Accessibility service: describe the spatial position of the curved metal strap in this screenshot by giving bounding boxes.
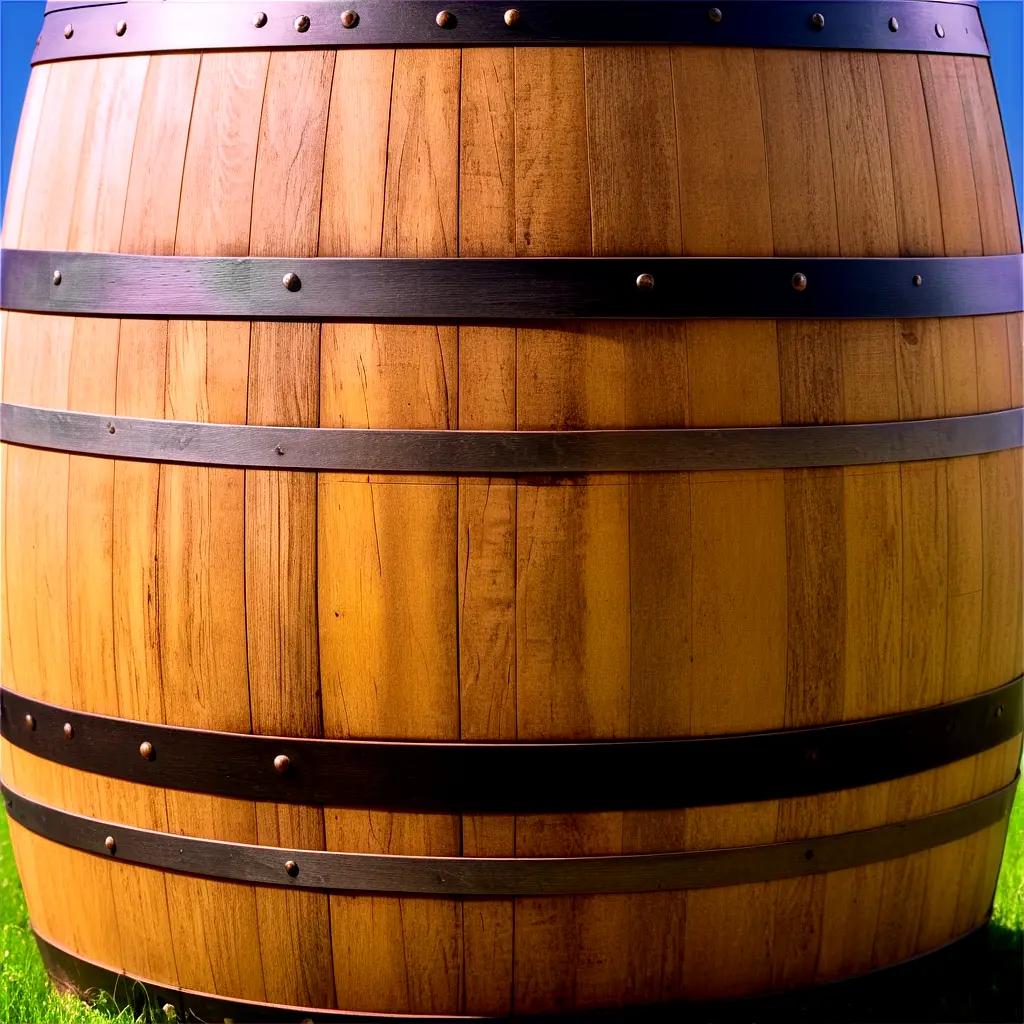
[3,679,1020,814]
[4,779,1015,895]
[36,0,988,63]
[3,250,1022,321]
[2,402,1021,475]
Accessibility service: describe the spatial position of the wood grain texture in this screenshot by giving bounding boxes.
[1,42,1021,1017]
[318,47,463,1015]
[245,48,336,1009]
[457,45,517,1017]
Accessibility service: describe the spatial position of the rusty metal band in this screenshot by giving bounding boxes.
[30,923,999,1023]
[4,249,1022,321]
[35,0,989,63]
[3,778,1016,896]
[3,678,1020,814]
[2,402,1022,476]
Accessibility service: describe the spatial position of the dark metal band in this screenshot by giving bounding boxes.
[3,249,1022,321]
[35,1,988,64]
[3,678,1020,815]
[2,402,1021,476]
[4,778,1015,896]
[30,923,999,1023]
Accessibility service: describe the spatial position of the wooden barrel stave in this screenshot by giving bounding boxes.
[1,30,1021,1018]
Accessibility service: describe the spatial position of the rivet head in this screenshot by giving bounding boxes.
[294,14,311,32]
[912,274,923,287]
[139,740,155,761]
[274,754,291,773]
[503,8,520,26]
[52,270,62,286]
[436,9,454,28]
[810,12,825,29]
[282,272,302,292]
[341,9,359,28]
[63,722,74,740]
[995,704,1004,718]
[888,16,899,31]
[275,444,284,456]
[104,835,116,854]
[804,848,814,860]
[24,713,36,731]
[107,422,116,434]
[708,7,723,23]
[63,23,73,39]
[253,11,268,28]
[791,272,808,292]
[285,859,300,877]
[115,20,127,36]
[635,272,655,291]
[935,23,945,38]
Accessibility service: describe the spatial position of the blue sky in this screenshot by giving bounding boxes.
[1,0,1021,220]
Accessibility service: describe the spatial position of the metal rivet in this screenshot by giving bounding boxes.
[708,7,723,23]
[804,848,814,860]
[341,9,359,28]
[274,754,291,773]
[285,859,299,877]
[283,272,301,292]
[24,714,36,731]
[810,12,825,29]
[436,10,454,28]
[503,8,520,26]
[106,422,116,434]
[275,444,284,456]
[636,273,655,291]
[791,272,808,292]
[104,835,116,854]
[63,23,73,39]
[888,16,899,31]
[935,23,945,38]
[63,722,74,740]
[944,718,956,734]
[52,270,62,286]
[294,14,311,32]
[139,740,155,760]
[804,747,819,763]
[912,274,923,287]
[253,11,268,28]
[995,704,1004,718]
[115,20,127,36]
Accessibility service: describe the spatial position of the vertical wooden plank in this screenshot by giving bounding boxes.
[458,46,517,1016]
[674,48,785,999]
[110,52,201,987]
[1,58,129,969]
[747,46,839,994]
[245,49,336,1009]
[319,48,463,1014]
[511,45,630,1013]
[158,50,269,1002]
[818,50,903,980]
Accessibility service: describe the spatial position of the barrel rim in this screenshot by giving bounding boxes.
[35,0,989,63]
[3,677,1020,813]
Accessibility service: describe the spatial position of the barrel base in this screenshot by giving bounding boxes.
[35,921,1019,1023]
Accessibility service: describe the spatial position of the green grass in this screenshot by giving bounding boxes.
[0,792,1020,1023]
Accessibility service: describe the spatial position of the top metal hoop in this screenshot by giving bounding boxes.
[36,1,989,64]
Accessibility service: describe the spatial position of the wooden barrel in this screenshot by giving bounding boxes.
[1,1,1022,1018]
